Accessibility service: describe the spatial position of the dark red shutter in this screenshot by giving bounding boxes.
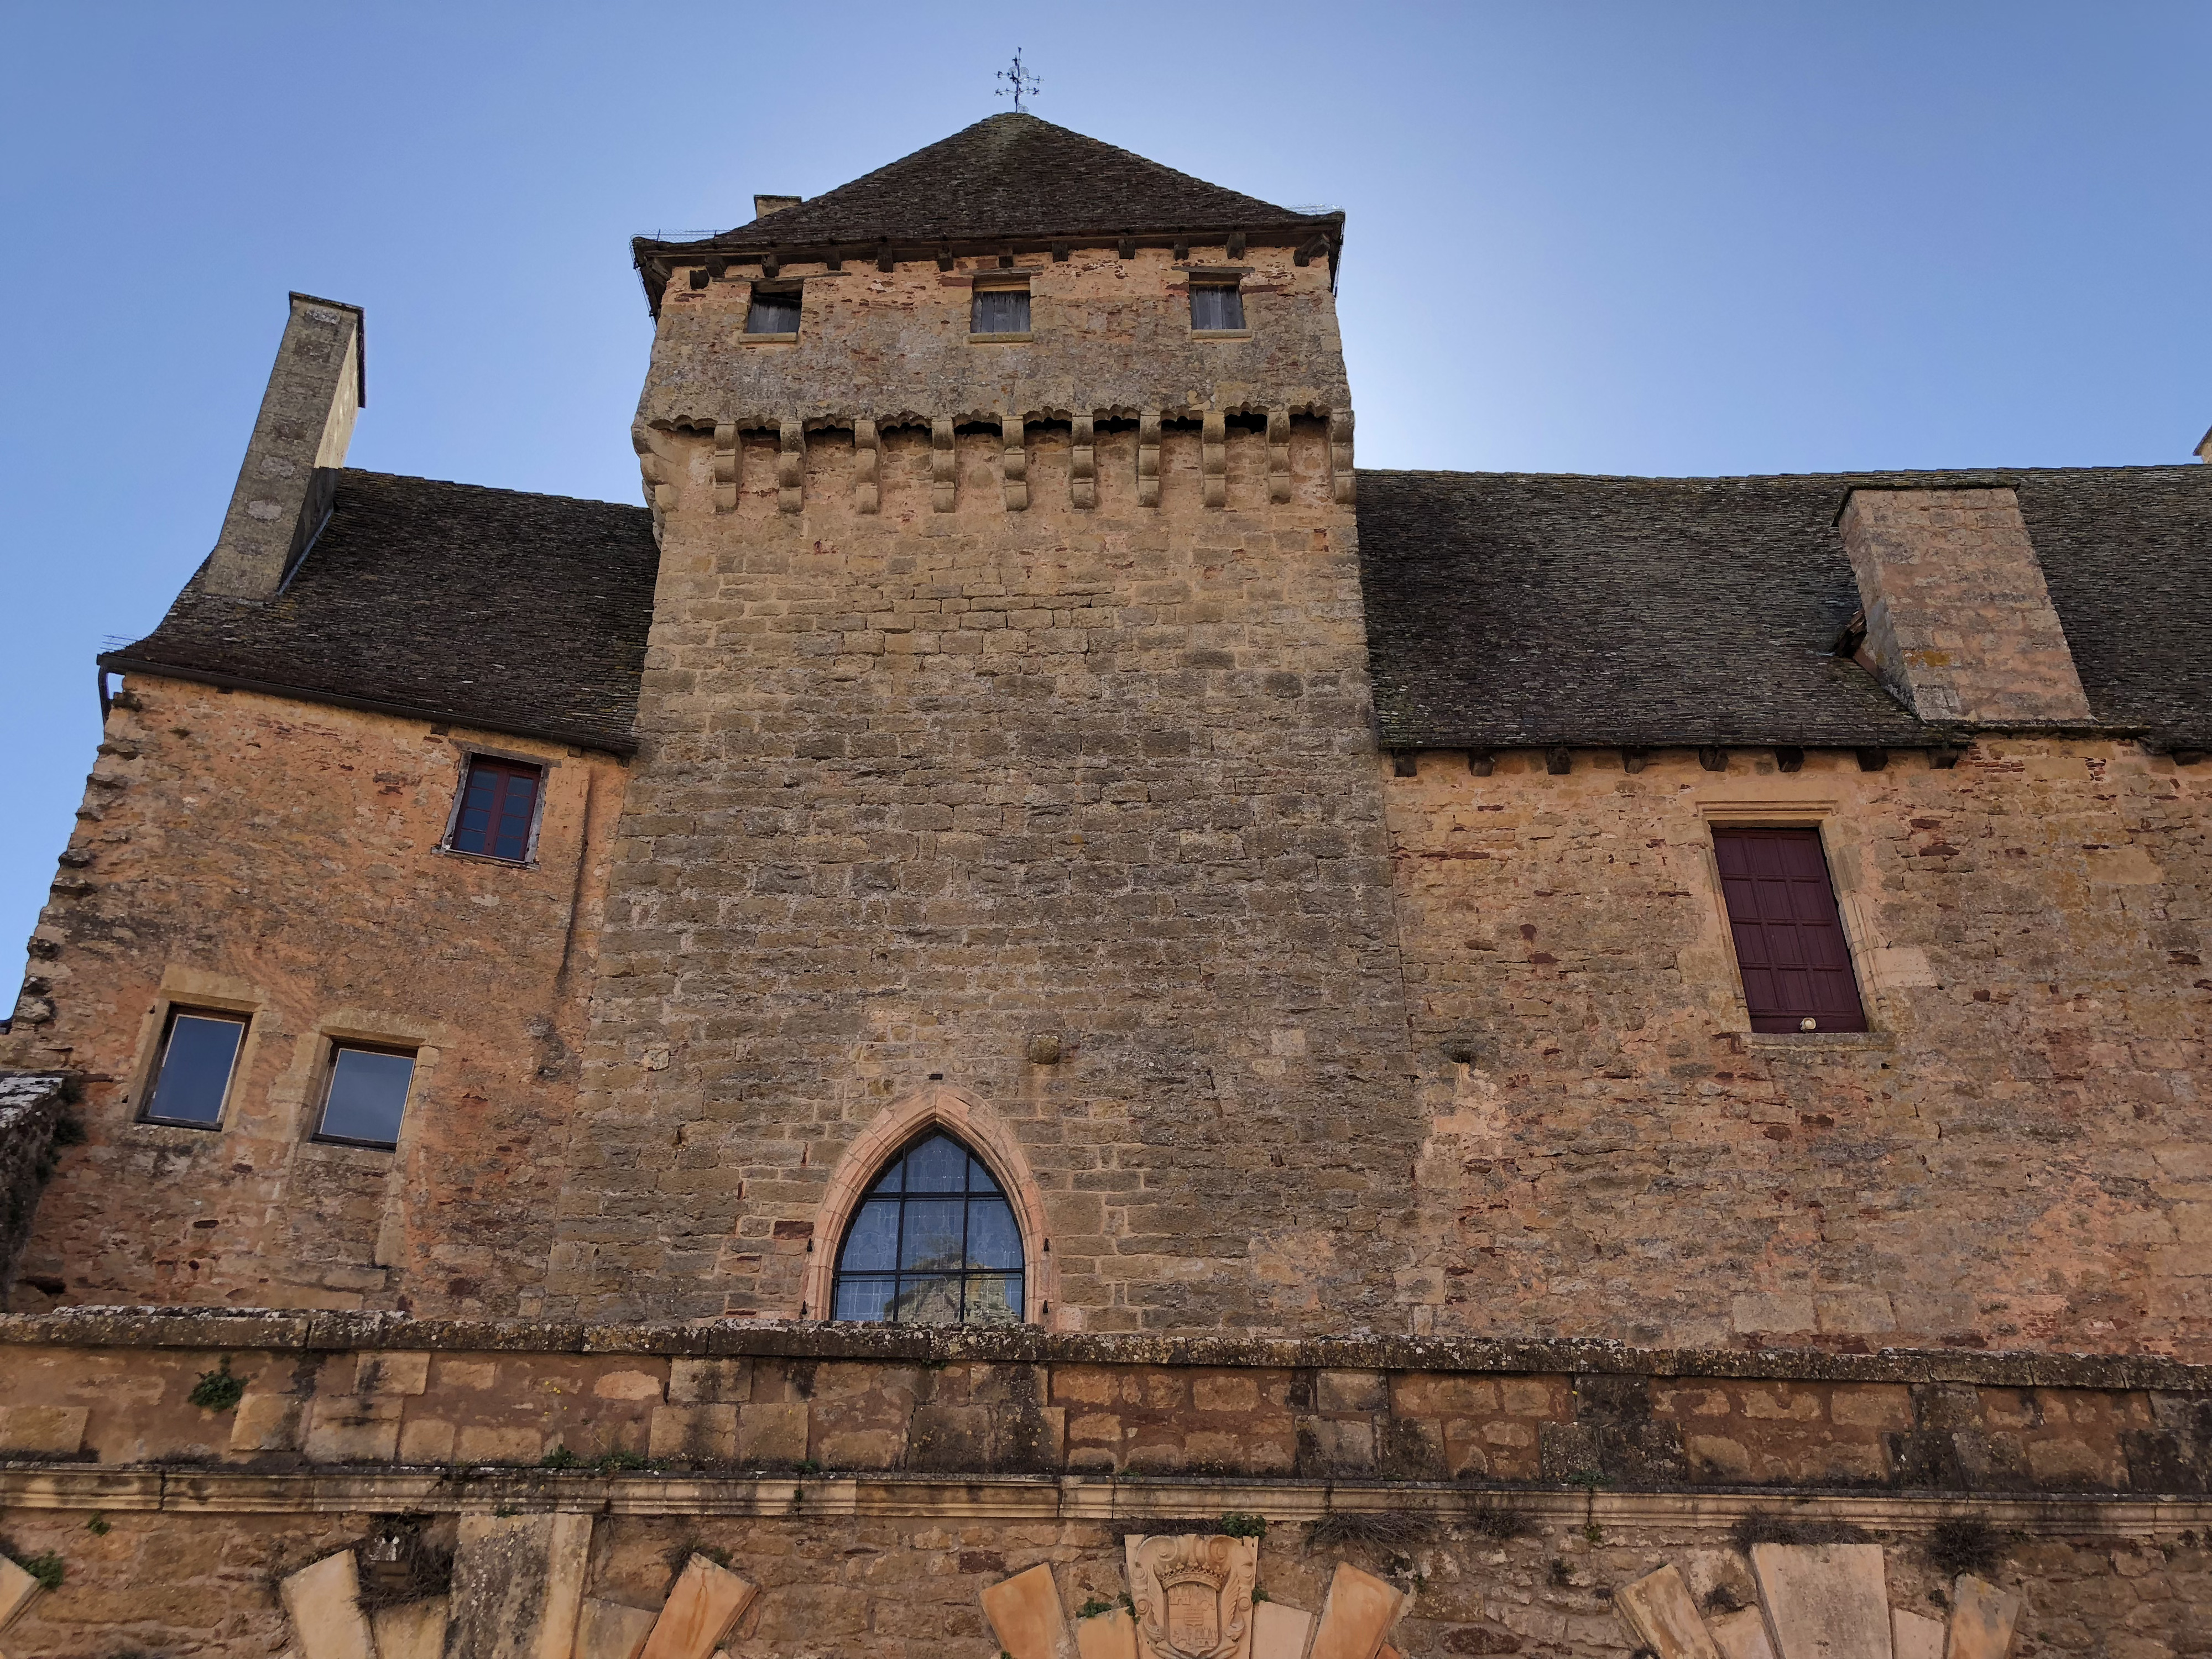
[1713,828,1867,1033]
[452,758,542,862]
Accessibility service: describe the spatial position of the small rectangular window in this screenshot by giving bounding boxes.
[1713,827,1869,1033]
[971,285,1031,335]
[143,1009,248,1128]
[744,288,801,335]
[1191,284,1246,331]
[316,1044,417,1149]
[450,756,542,863]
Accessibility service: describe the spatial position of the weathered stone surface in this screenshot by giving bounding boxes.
[1945,1575,2022,1659]
[0,1554,45,1632]
[1613,1564,1720,1659]
[0,1404,85,1455]
[450,1511,593,1659]
[278,1551,374,1659]
[640,1554,758,1659]
[650,1404,738,1461]
[229,1389,305,1451]
[1251,1600,1314,1659]
[981,1562,1067,1659]
[1308,1563,1403,1659]
[370,1598,450,1659]
[1889,1608,1943,1659]
[1708,1606,1776,1659]
[735,1400,807,1465]
[302,1395,404,1463]
[1749,1543,1890,1659]
[576,1598,659,1659]
[1076,1606,1140,1659]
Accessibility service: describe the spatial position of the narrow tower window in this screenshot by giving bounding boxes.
[142,1009,248,1128]
[831,1131,1025,1325]
[971,283,1031,336]
[448,756,543,863]
[745,287,802,336]
[1191,283,1246,332]
[1713,827,1869,1032]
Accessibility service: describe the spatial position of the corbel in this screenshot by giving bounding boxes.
[1294,235,1331,267]
[761,252,782,278]
[854,418,880,515]
[687,268,709,291]
[1001,413,1028,512]
[1467,750,1495,776]
[777,419,804,514]
[932,416,957,512]
[1051,241,1071,263]
[1929,746,1965,770]
[706,256,728,280]
[2172,748,2207,767]
[1173,239,1191,262]
[1071,414,1095,509]
[1698,748,1729,773]
[1775,747,1806,773]
[1327,409,1355,505]
[1118,234,1137,260]
[1202,409,1226,509]
[1137,410,1161,508]
[1227,233,1246,259]
[825,252,843,272]
[1621,748,1650,774]
[1545,747,1573,776]
[713,420,738,513]
[998,249,1016,269]
[936,248,956,272]
[1391,752,1418,778]
[632,426,677,517]
[1266,410,1291,504]
[877,243,894,273]
[1855,748,1890,772]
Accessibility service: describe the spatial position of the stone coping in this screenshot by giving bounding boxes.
[6,1307,2210,1392]
[3,1465,2208,1534]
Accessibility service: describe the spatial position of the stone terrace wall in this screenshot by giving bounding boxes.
[1,680,630,1316]
[1383,740,2212,1360]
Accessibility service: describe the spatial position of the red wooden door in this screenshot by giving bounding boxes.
[1713,828,1868,1033]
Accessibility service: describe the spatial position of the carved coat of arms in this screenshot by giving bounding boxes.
[1124,1533,1259,1659]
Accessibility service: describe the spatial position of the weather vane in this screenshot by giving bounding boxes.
[996,49,1040,113]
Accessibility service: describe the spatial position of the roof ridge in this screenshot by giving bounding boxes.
[340,467,648,514]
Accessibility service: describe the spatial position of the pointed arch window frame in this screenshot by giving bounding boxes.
[801,1084,1054,1328]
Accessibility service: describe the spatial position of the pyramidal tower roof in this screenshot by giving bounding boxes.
[634,112,1341,312]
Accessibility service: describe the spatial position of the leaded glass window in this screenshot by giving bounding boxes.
[830,1132,1024,1325]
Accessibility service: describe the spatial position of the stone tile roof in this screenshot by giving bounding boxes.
[635,113,1338,312]
[105,470,659,755]
[1356,464,2212,752]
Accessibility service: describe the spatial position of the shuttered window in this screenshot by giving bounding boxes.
[1713,827,1868,1032]
[745,289,801,335]
[450,757,541,863]
[1191,284,1246,331]
[971,285,1031,334]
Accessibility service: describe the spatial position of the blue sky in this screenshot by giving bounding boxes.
[2,3,2208,974]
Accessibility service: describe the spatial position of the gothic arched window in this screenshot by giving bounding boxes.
[830,1131,1025,1325]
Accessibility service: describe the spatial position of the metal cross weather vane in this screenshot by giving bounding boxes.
[996,50,1040,113]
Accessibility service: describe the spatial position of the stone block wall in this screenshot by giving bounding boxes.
[1,679,629,1316]
[0,1072,66,1297]
[1384,739,2212,1359]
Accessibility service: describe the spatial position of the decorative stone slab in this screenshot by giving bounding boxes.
[577,1598,660,1659]
[1614,1564,1721,1659]
[450,1511,593,1659]
[0,1405,87,1457]
[983,1562,1070,1659]
[279,1550,375,1659]
[640,1554,759,1659]
[1946,1577,2022,1659]
[371,1598,450,1659]
[1890,1608,1943,1659]
[1308,1563,1405,1659]
[1126,1535,1259,1659]
[1709,1608,1776,1659]
[1252,1601,1314,1659]
[0,1555,45,1632]
[1749,1544,1891,1659]
[1076,1605,1140,1659]
[228,1391,305,1452]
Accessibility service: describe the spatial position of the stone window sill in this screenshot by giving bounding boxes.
[1740,1030,1895,1053]
[740,332,799,345]
[967,332,1032,344]
[298,1138,396,1170]
[126,1119,221,1147]
[1191,329,1252,341]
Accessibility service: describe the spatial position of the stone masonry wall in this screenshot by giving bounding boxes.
[1384,740,2212,1360]
[551,244,1417,1333]
[1,677,629,1316]
[0,1072,67,1297]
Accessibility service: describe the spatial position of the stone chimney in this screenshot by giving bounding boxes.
[751,194,801,221]
[201,293,364,600]
[1835,485,2091,727]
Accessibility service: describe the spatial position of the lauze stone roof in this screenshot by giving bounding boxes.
[106,470,660,755]
[1357,463,2212,753]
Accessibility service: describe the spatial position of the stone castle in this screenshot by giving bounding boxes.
[0,112,2206,1657]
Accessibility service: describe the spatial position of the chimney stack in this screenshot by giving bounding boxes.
[201,293,364,600]
[752,194,801,221]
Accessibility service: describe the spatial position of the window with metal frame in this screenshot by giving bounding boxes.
[971,284,1031,335]
[830,1131,1024,1326]
[745,288,802,335]
[1190,284,1246,331]
[315,1044,418,1149]
[450,756,542,863]
[142,1008,248,1128]
[1713,827,1869,1032]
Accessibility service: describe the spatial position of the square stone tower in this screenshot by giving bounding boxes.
[547,114,1422,1333]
